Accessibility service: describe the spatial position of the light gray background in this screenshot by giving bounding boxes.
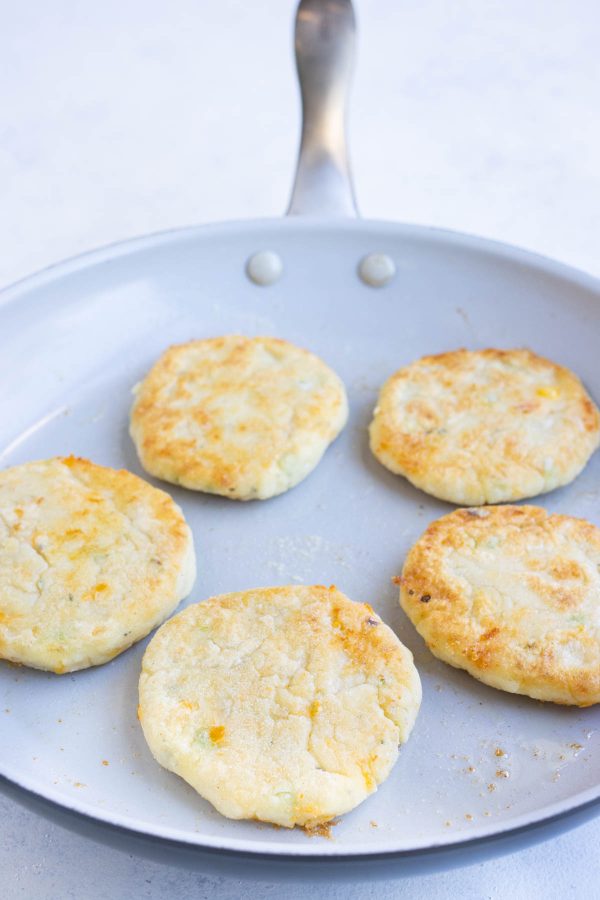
[1,0,599,897]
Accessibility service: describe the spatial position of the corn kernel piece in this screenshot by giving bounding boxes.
[536,386,560,399]
[209,725,225,744]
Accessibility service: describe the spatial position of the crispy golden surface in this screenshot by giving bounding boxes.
[370,348,600,505]
[139,585,421,828]
[0,457,195,673]
[400,505,600,706]
[130,335,348,500]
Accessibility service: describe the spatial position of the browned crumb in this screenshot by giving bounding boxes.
[101,760,109,766]
[496,769,510,779]
[304,820,337,839]
[465,813,473,821]
[73,782,86,788]
[369,820,378,828]
[444,820,452,827]
[488,783,496,792]
[570,743,583,751]
[494,748,505,757]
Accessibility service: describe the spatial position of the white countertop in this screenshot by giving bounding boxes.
[1,0,599,896]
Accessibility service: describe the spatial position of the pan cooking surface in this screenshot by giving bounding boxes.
[1,219,599,857]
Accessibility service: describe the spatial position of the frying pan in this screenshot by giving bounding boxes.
[1,0,599,881]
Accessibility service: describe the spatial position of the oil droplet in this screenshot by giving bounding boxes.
[358,253,396,287]
[246,250,283,286]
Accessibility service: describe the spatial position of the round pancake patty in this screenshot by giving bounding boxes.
[400,505,600,706]
[139,584,421,828]
[0,456,195,673]
[130,335,348,500]
[369,348,600,505]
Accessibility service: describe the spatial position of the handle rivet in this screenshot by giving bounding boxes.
[246,251,283,286]
[358,253,396,287]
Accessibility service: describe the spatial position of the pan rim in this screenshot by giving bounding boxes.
[1,216,598,307]
[3,763,600,858]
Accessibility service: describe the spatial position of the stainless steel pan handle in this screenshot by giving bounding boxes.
[287,0,357,217]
